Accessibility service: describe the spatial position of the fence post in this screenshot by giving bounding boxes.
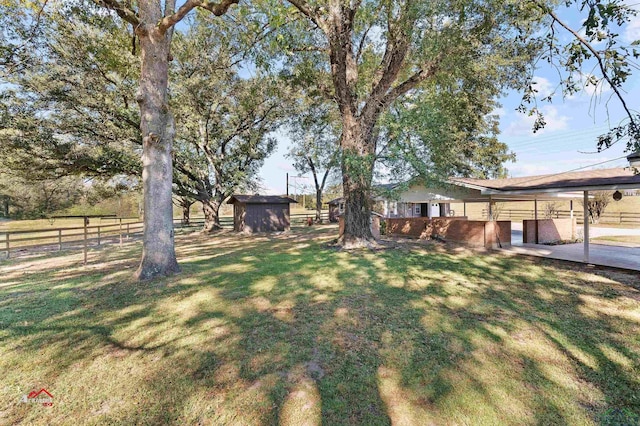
[126,223,130,238]
[4,233,9,259]
[58,229,62,251]
[83,217,88,266]
[620,212,622,224]
[97,226,101,246]
[119,218,123,246]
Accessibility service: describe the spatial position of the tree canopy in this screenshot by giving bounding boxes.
[171,16,290,231]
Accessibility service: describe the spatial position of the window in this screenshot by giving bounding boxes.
[414,205,420,215]
[339,203,344,213]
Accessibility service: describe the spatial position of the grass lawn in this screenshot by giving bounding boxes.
[1,225,639,425]
[592,235,640,247]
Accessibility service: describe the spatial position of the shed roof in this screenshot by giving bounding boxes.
[449,167,640,195]
[227,195,298,205]
[327,197,344,205]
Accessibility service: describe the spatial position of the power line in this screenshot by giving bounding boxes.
[508,155,629,187]
[503,125,610,149]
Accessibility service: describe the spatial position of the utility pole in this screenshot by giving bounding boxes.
[286,173,289,196]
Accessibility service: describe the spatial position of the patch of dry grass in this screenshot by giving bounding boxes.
[592,235,640,247]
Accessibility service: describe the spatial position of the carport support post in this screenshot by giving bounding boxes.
[534,199,539,244]
[463,202,466,217]
[583,190,590,263]
[489,199,496,221]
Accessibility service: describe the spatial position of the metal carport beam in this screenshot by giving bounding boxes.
[583,190,590,263]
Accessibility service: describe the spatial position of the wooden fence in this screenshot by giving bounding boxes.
[481,209,640,225]
[0,212,329,260]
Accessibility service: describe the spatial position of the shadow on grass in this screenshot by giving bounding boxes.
[0,225,639,425]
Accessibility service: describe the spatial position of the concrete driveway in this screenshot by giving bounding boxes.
[507,222,640,272]
[500,243,640,272]
[511,222,640,243]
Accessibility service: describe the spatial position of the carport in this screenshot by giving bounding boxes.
[449,166,640,267]
[381,180,583,248]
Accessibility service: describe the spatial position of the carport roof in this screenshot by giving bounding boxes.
[449,167,640,195]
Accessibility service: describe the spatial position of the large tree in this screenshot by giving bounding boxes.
[86,0,239,279]
[171,19,287,232]
[2,3,283,238]
[265,0,539,247]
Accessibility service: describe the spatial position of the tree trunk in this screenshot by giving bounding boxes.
[202,199,223,232]
[315,188,323,224]
[339,120,376,248]
[182,201,191,225]
[2,197,8,217]
[134,18,180,280]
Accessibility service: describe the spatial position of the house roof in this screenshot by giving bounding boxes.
[327,197,344,205]
[375,182,400,191]
[449,167,640,195]
[227,195,298,204]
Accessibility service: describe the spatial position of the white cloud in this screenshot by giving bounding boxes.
[624,17,640,43]
[504,105,570,137]
[623,0,640,42]
[531,76,555,99]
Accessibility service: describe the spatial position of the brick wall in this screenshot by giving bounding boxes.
[386,217,432,237]
[385,217,510,248]
[523,218,576,244]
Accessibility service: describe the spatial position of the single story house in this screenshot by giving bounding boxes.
[328,183,462,221]
[227,195,297,233]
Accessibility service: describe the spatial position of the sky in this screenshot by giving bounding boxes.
[256,2,640,196]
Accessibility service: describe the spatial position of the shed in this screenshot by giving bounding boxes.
[227,195,298,233]
[327,197,344,223]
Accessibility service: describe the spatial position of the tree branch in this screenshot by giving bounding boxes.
[384,64,436,105]
[536,2,639,134]
[286,0,323,31]
[159,0,239,32]
[93,0,140,27]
